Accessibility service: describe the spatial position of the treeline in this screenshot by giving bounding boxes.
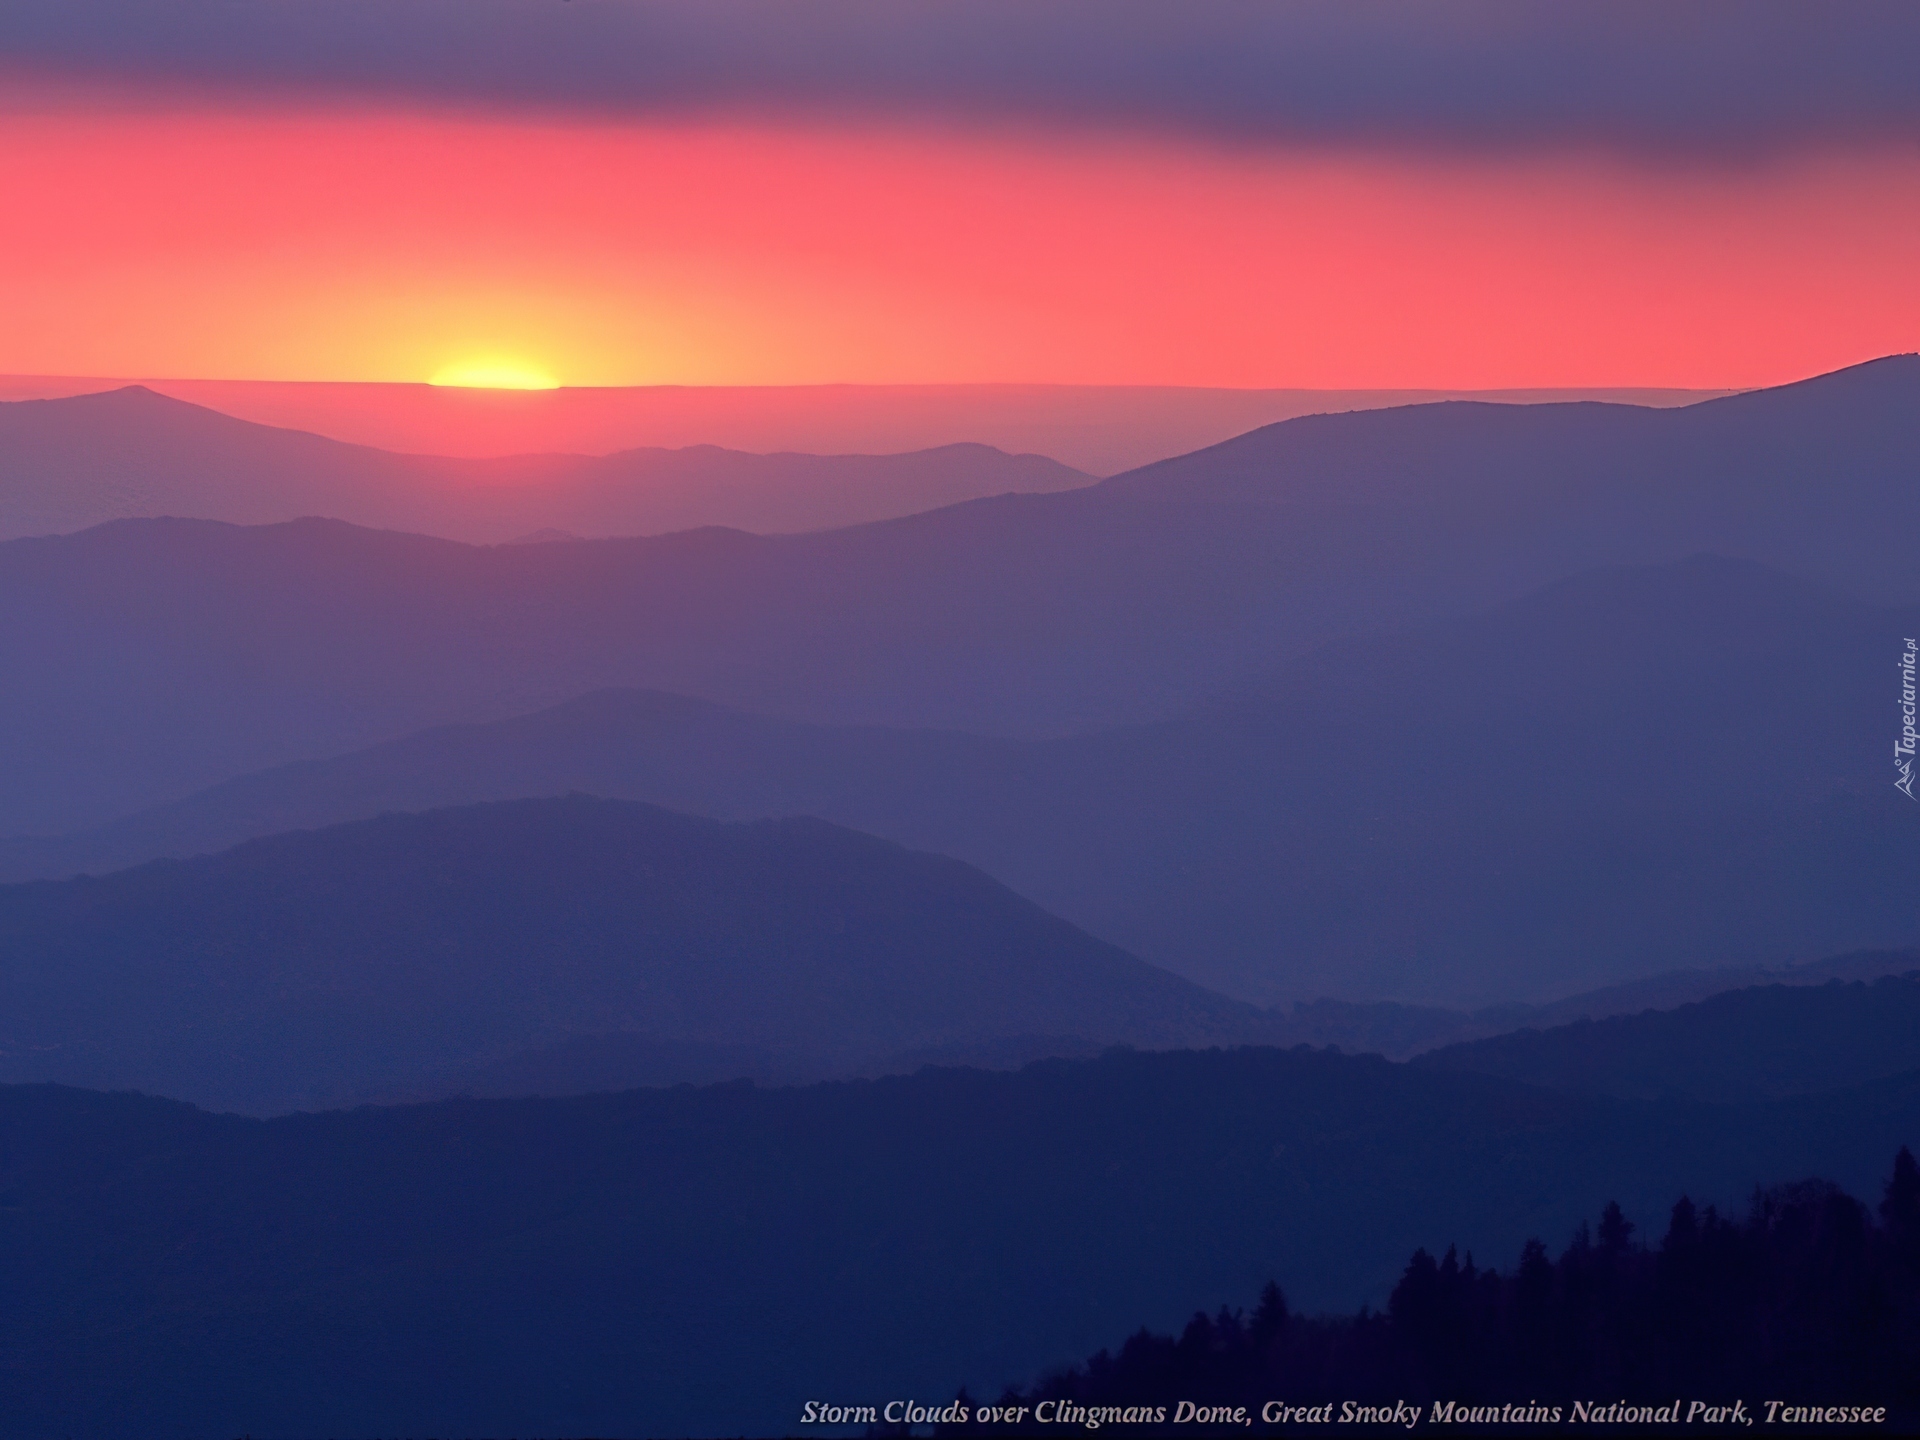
[940,1150,1920,1434]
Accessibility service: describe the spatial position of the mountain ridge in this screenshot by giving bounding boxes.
[0,384,1092,543]
[8,552,1911,1006]
[1415,972,1920,1102]
[0,793,1281,1113]
[3,358,1915,843]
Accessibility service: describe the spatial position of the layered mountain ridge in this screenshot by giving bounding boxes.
[0,794,1279,1113]
[2,357,1914,841]
[0,383,1092,542]
[10,551,1912,1005]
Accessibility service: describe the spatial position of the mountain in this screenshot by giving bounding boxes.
[0,684,1009,882]
[1415,974,1920,1102]
[16,555,1916,1006]
[0,795,1277,1113]
[0,385,1091,543]
[1101,353,1920,606]
[2,374,1725,474]
[5,1048,1919,1438]
[2,357,1915,838]
[1267,948,1920,1059]
[0,499,1358,832]
[1072,554,1920,1001]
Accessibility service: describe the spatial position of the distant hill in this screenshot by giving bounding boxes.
[4,1048,1918,1438]
[0,374,1725,474]
[0,684,1007,882]
[1268,948,1920,1059]
[1415,974,1920,1102]
[1102,354,1920,606]
[0,384,1091,543]
[0,499,1368,831]
[2,356,1915,837]
[0,795,1277,1113]
[15,555,1916,1006]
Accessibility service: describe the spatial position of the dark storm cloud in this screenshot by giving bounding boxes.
[3,0,1918,157]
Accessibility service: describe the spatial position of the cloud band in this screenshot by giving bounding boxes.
[4,1,1918,157]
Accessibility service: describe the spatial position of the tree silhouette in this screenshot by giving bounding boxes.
[945,1152,1920,1436]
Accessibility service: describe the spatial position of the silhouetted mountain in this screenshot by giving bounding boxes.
[4,375,1725,475]
[4,1048,1917,1438]
[0,501,1357,831]
[16,555,1915,1005]
[1266,949,1920,1059]
[0,384,1091,542]
[1,357,1914,836]
[1415,974,1920,1102]
[1484,948,1920,1032]
[0,684,1006,880]
[0,795,1278,1112]
[1103,353,1920,605]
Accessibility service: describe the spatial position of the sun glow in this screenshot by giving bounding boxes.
[5,112,1918,389]
[428,359,560,390]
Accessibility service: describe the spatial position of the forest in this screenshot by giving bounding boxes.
[946,1150,1920,1434]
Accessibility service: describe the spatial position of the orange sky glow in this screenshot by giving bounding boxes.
[1,106,1915,390]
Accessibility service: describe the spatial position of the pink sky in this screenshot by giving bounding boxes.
[1,107,1915,391]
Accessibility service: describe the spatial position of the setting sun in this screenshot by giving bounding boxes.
[428,359,559,390]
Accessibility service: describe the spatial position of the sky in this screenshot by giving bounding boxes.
[1,2,1916,391]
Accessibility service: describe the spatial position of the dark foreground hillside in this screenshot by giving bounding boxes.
[4,1047,1918,1438]
[966,1153,1920,1434]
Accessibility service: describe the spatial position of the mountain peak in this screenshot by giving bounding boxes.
[32,382,221,415]
[1699,350,1920,413]
[0,793,1270,1113]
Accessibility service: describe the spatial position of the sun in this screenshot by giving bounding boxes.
[428,359,560,390]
